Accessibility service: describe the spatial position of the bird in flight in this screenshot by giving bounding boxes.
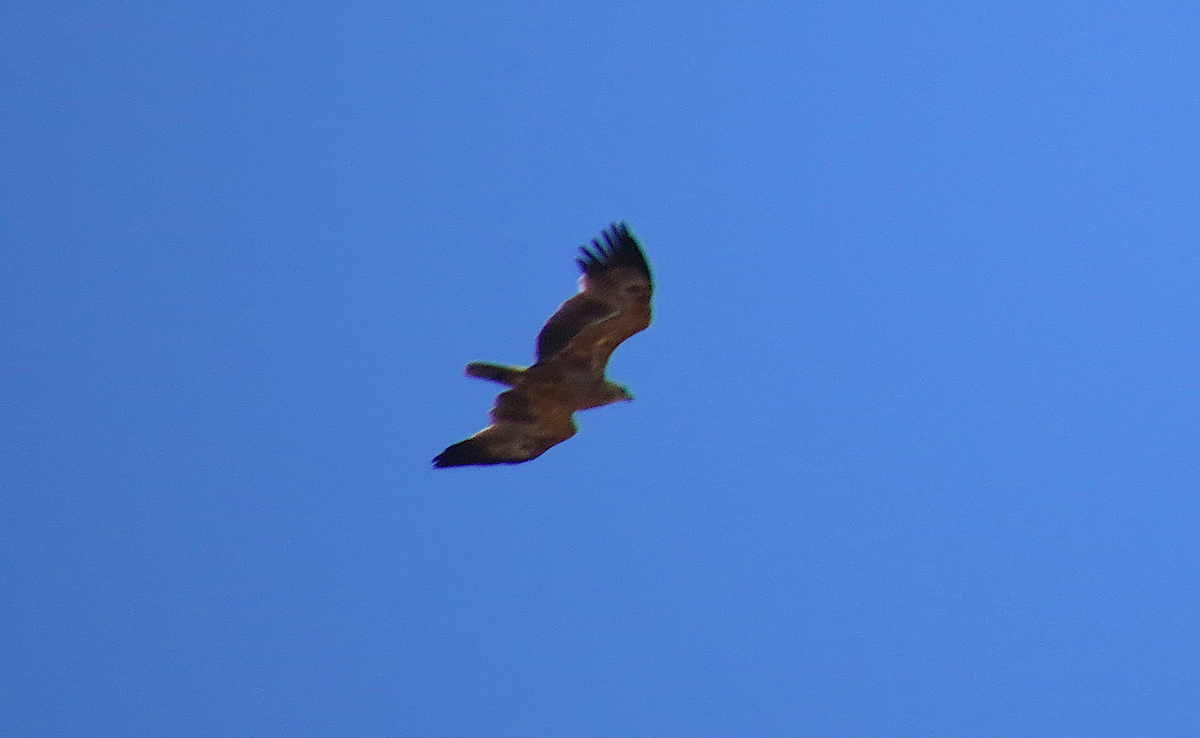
[434,222,654,467]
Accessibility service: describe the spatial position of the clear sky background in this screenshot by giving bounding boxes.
[4,2,1198,736]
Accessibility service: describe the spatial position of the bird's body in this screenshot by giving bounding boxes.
[434,223,653,467]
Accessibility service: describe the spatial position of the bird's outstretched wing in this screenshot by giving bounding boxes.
[535,223,653,374]
[433,389,577,467]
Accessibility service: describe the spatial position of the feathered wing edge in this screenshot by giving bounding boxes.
[433,437,510,467]
[536,223,653,361]
[433,389,576,468]
[576,222,652,280]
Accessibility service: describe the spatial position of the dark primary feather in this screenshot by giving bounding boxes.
[433,438,509,467]
[575,222,652,279]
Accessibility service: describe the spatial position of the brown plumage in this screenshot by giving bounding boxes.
[434,223,653,467]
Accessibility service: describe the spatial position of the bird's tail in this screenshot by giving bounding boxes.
[464,362,525,386]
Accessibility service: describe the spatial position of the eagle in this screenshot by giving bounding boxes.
[434,223,653,467]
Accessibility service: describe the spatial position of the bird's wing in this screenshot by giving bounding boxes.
[433,388,577,467]
[535,222,653,373]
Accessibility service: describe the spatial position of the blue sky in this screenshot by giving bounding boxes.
[4,2,1198,735]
